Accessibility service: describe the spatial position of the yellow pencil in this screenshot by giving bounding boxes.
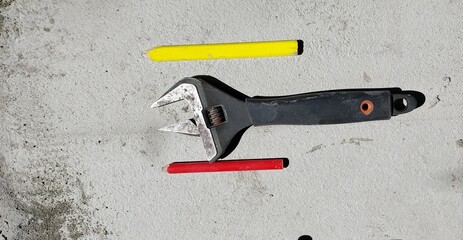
[145,40,303,62]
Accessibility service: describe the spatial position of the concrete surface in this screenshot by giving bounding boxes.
[1,0,462,239]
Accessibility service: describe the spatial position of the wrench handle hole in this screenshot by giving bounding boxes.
[394,98,408,111]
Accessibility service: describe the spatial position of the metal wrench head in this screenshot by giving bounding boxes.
[152,76,253,162]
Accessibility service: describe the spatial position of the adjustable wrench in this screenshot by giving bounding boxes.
[152,76,425,162]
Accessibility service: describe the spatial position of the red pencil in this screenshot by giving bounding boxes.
[163,158,289,174]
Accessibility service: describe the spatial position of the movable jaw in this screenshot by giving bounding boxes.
[151,77,253,162]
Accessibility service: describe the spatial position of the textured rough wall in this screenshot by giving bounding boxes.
[1,0,462,239]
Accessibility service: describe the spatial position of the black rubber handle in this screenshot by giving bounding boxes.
[245,90,393,126]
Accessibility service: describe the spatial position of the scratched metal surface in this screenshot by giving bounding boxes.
[1,0,462,239]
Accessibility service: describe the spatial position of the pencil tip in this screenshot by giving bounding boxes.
[143,50,152,61]
[161,165,168,173]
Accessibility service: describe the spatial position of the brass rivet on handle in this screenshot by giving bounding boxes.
[360,100,374,115]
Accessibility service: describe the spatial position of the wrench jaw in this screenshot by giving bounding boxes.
[158,119,199,136]
[152,77,254,162]
[152,80,219,161]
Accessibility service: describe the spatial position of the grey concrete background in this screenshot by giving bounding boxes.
[1,0,462,239]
